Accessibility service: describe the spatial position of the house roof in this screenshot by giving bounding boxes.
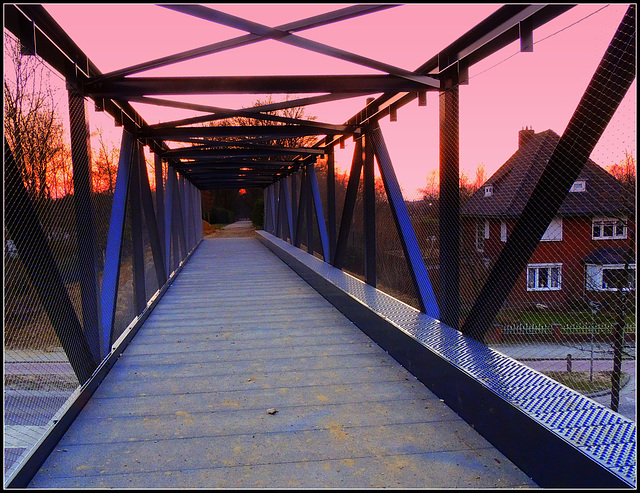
[460,129,634,218]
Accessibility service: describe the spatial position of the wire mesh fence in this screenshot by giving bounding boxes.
[3,32,198,483]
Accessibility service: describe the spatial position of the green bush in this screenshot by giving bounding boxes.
[210,207,235,224]
[251,198,264,229]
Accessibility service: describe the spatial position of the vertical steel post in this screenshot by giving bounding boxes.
[439,74,460,329]
[154,154,166,262]
[363,130,376,286]
[291,171,298,233]
[164,165,175,275]
[281,176,294,242]
[308,160,330,261]
[130,142,146,315]
[333,137,363,270]
[305,166,315,255]
[370,124,440,318]
[174,172,187,258]
[139,147,167,287]
[100,130,135,356]
[294,171,307,248]
[462,5,636,341]
[326,144,337,263]
[67,88,101,362]
[274,181,282,239]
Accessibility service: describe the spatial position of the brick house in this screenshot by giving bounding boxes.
[460,128,636,311]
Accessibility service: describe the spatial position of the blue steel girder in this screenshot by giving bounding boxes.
[308,161,330,262]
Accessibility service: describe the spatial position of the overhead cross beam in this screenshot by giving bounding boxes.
[83,75,436,97]
[163,4,439,88]
[92,4,397,81]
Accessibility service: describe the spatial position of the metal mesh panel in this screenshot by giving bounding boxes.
[4,34,83,478]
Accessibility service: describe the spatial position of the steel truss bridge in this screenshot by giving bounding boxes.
[4,4,636,488]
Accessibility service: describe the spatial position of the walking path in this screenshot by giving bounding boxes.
[26,237,537,488]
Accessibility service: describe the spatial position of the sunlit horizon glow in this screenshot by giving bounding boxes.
[38,3,636,199]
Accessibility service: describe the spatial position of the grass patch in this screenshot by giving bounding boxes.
[543,370,630,396]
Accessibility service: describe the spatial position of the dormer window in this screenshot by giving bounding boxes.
[484,185,494,197]
[570,180,586,192]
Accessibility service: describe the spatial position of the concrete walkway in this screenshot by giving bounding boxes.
[27,237,537,488]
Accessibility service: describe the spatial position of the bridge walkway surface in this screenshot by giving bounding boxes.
[28,236,537,488]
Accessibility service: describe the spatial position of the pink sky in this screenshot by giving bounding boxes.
[43,4,636,198]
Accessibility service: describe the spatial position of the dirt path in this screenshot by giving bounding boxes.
[204,220,256,238]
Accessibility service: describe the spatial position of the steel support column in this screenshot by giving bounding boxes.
[333,138,363,270]
[370,124,440,318]
[294,170,307,248]
[305,166,314,255]
[326,144,337,263]
[174,172,188,258]
[67,88,101,362]
[164,165,175,275]
[130,143,146,315]
[308,161,330,261]
[100,130,135,356]
[363,130,376,286]
[5,139,97,383]
[138,146,167,287]
[462,5,636,341]
[155,154,166,261]
[439,74,460,329]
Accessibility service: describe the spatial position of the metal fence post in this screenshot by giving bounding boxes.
[308,160,330,261]
[164,165,175,275]
[155,154,166,261]
[326,144,337,263]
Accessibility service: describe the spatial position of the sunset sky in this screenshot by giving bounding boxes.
[41,3,636,198]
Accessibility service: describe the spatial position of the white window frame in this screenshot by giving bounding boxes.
[527,263,562,291]
[476,220,489,252]
[585,263,636,291]
[484,185,494,197]
[500,221,507,242]
[592,217,627,240]
[541,217,562,242]
[570,180,586,192]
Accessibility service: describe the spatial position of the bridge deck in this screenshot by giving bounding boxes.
[28,237,537,488]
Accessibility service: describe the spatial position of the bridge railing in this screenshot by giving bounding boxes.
[4,33,203,485]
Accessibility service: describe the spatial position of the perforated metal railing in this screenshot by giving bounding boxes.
[3,33,203,484]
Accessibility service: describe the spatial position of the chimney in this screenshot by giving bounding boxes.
[519,126,535,148]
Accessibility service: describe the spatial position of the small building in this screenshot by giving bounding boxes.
[460,128,635,311]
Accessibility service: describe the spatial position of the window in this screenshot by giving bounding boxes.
[484,185,494,197]
[541,218,562,242]
[527,263,562,291]
[570,180,586,192]
[476,220,489,251]
[592,217,627,240]
[500,221,507,242]
[585,264,636,291]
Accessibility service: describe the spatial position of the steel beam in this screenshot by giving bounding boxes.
[439,74,460,329]
[164,165,175,275]
[67,88,101,363]
[141,125,336,141]
[163,4,439,87]
[84,75,437,98]
[100,130,135,356]
[308,162,330,261]
[326,145,337,263]
[130,143,147,315]
[306,167,314,255]
[94,5,396,80]
[139,148,167,287]
[5,139,98,384]
[363,131,376,286]
[294,170,308,248]
[462,5,636,341]
[155,154,166,262]
[369,125,439,318]
[333,138,363,270]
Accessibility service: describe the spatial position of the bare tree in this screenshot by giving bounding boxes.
[4,35,65,200]
[92,126,119,194]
